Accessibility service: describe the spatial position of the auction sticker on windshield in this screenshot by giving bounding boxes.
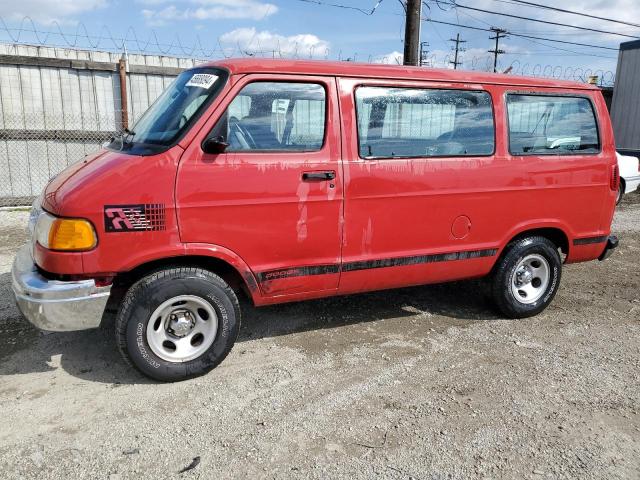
[185,74,219,89]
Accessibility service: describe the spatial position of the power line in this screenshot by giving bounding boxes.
[491,0,640,29]
[424,1,640,39]
[293,0,385,15]
[515,35,617,60]
[421,18,621,52]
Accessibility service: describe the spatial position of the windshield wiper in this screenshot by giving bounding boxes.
[109,128,136,150]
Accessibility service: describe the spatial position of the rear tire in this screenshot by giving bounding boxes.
[616,179,625,205]
[115,267,240,382]
[491,236,562,319]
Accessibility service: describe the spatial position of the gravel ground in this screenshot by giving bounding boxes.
[0,194,639,480]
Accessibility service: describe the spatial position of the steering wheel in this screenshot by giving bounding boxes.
[228,116,256,150]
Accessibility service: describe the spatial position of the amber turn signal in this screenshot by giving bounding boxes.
[35,213,97,251]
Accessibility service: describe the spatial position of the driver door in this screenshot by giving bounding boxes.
[177,74,343,297]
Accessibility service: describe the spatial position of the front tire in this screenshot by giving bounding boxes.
[115,267,240,382]
[491,236,562,319]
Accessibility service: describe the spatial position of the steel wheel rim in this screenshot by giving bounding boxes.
[510,254,550,305]
[146,295,218,362]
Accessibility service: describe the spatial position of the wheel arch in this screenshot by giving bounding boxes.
[112,245,260,305]
[505,227,570,255]
[493,224,570,274]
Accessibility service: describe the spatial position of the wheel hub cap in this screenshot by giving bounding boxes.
[168,310,194,337]
[510,254,551,305]
[515,267,533,286]
[145,295,219,363]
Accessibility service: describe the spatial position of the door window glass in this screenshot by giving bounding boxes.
[355,86,494,158]
[507,94,600,155]
[214,82,326,152]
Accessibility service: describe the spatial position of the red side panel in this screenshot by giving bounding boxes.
[176,74,344,297]
[336,78,614,295]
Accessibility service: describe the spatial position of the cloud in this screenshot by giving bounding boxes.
[0,0,107,25]
[219,27,330,58]
[372,51,404,64]
[141,0,277,26]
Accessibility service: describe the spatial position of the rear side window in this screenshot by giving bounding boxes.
[507,94,600,155]
[355,86,494,159]
[215,82,326,152]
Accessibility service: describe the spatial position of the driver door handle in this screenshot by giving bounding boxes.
[302,170,336,181]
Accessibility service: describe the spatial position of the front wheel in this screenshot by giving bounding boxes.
[491,236,562,319]
[115,267,240,382]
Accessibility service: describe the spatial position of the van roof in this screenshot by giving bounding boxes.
[202,58,597,91]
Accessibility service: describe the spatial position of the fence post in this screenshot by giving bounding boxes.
[118,57,128,130]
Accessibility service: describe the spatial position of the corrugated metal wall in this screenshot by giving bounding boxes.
[0,44,200,204]
[611,40,640,152]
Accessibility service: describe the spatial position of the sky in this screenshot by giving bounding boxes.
[0,0,636,83]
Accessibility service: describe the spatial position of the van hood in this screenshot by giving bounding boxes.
[42,150,135,215]
[41,147,182,218]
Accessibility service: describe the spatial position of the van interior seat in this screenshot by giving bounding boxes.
[238,116,281,149]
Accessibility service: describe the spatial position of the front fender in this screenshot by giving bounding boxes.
[183,242,260,300]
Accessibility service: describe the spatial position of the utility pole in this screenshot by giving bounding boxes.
[403,0,422,66]
[488,27,507,73]
[419,41,430,67]
[449,33,466,70]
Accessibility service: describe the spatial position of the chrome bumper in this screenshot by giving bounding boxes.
[11,244,111,331]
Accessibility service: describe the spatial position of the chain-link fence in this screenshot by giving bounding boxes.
[0,113,124,207]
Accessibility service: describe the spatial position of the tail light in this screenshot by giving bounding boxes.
[610,164,619,191]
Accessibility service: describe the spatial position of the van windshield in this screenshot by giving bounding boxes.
[106,67,228,155]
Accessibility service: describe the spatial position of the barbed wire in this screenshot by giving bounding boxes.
[0,15,616,86]
[506,60,615,86]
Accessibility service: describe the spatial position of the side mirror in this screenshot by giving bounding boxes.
[202,136,229,155]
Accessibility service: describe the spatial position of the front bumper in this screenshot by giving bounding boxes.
[599,235,619,262]
[11,244,111,331]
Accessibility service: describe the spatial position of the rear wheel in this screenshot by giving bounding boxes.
[616,179,625,205]
[115,267,240,382]
[491,236,562,319]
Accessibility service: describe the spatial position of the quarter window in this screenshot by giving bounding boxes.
[214,82,326,152]
[507,94,600,155]
[355,86,495,158]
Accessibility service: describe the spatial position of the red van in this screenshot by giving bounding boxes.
[12,59,619,381]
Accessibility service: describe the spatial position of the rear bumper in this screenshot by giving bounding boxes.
[599,235,619,262]
[11,244,111,332]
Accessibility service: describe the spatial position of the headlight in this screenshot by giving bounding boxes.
[27,195,43,236]
[35,212,97,251]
